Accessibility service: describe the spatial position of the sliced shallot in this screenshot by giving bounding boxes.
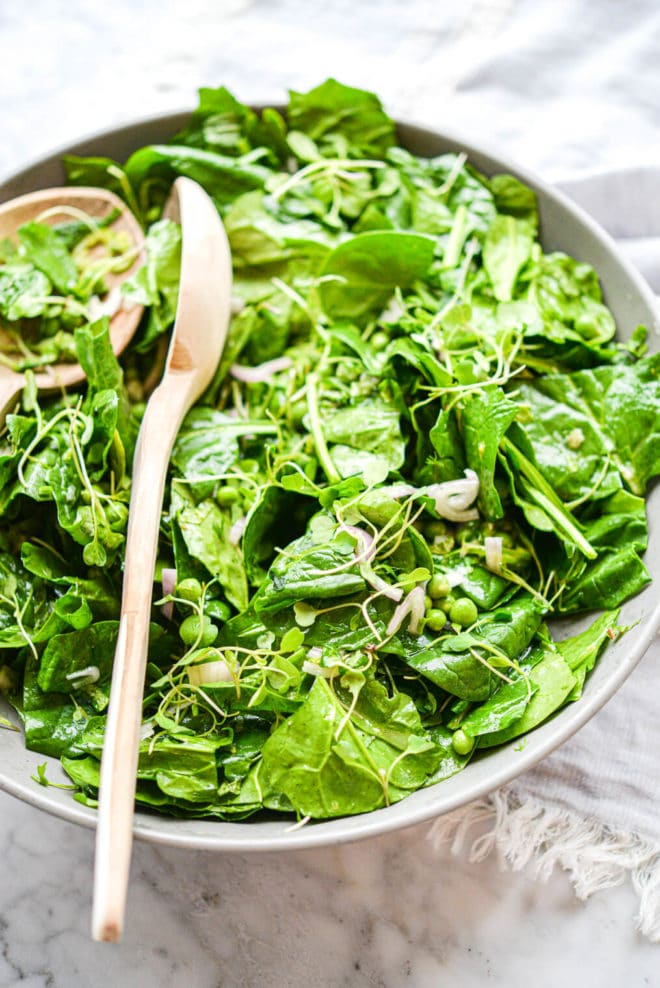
[228,517,247,546]
[229,356,293,383]
[485,536,503,574]
[426,469,480,523]
[386,585,426,637]
[161,567,177,620]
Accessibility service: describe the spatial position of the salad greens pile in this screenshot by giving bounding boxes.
[0,207,137,371]
[1,79,658,822]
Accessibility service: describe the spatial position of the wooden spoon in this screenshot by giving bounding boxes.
[0,187,145,417]
[92,176,232,943]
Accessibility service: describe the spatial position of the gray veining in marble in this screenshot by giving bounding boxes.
[2,791,660,987]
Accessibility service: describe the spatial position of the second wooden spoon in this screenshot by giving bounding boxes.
[0,186,145,418]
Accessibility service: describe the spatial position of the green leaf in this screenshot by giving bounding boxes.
[477,647,576,748]
[37,621,119,694]
[461,386,518,518]
[518,355,660,496]
[559,547,650,613]
[253,526,366,615]
[0,264,51,320]
[18,222,79,295]
[124,145,271,214]
[557,609,622,699]
[323,396,405,482]
[261,676,440,818]
[483,215,534,302]
[288,79,396,158]
[122,219,181,349]
[388,593,546,701]
[319,231,435,320]
[172,485,248,612]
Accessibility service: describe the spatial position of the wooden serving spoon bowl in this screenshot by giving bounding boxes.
[0,185,145,417]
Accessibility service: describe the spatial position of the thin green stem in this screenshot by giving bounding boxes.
[306,373,340,484]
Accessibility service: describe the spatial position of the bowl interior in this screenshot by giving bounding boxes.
[0,113,658,851]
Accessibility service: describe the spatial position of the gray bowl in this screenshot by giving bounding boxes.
[1,112,658,851]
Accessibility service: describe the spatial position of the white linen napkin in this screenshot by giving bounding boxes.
[431,168,660,941]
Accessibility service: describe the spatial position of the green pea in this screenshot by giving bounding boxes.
[452,729,475,756]
[424,594,433,611]
[336,363,358,383]
[370,330,389,351]
[290,401,308,426]
[216,486,239,507]
[449,597,479,627]
[179,614,218,647]
[176,578,203,603]
[240,459,260,475]
[425,609,447,633]
[205,599,232,623]
[426,519,449,539]
[428,574,451,599]
[439,594,456,614]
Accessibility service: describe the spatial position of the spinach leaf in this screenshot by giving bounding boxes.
[319,231,434,320]
[18,222,79,295]
[253,525,366,615]
[461,386,518,518]
[483,215,534,302]
[556,609,622,700]
[261,676,440,818]
[519,355,660,496]
[558,547,650,613]
[388,594,545,701]
[124,145,271,214]
[476,646,576,748]
[171,484,248,611]
[323,395,405,482]
[288,79,396,158]
[122,219,182,349]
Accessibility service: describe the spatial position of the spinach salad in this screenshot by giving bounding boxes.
[1,79,658,822]
[0,207,136,372]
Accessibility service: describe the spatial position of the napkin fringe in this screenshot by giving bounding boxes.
[428,787,660,941]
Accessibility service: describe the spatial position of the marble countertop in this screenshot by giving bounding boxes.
[2,789,659,987]
[2,1,660,984]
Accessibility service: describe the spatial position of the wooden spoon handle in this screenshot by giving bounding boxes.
[92,375,193,943]
[0,373,25,420]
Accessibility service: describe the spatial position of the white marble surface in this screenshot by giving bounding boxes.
[2,1,660,984]
[2,790,660,988]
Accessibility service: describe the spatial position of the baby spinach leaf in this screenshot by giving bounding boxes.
[489,174,538,224]
[172,485,248,611]
[253,526,366,615]
[124,145,271,213]
[529,252,616,346]
[389,594,545,701]
[22,655,91,758]
[0,264,51,320]
[461,386,518,518]
[558,547,650,613]
[261,676,440,818]
[483,215,534,302]
[319,231,434,320]
[17,222,78,296]
[122,218,181,349]
[322,395,405,482]
[477,647,576,748]
[520,355,660,496]
[556,609,622,699]
[242,485,316,587]
[288,79,395,158]
[37,621,119,694]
